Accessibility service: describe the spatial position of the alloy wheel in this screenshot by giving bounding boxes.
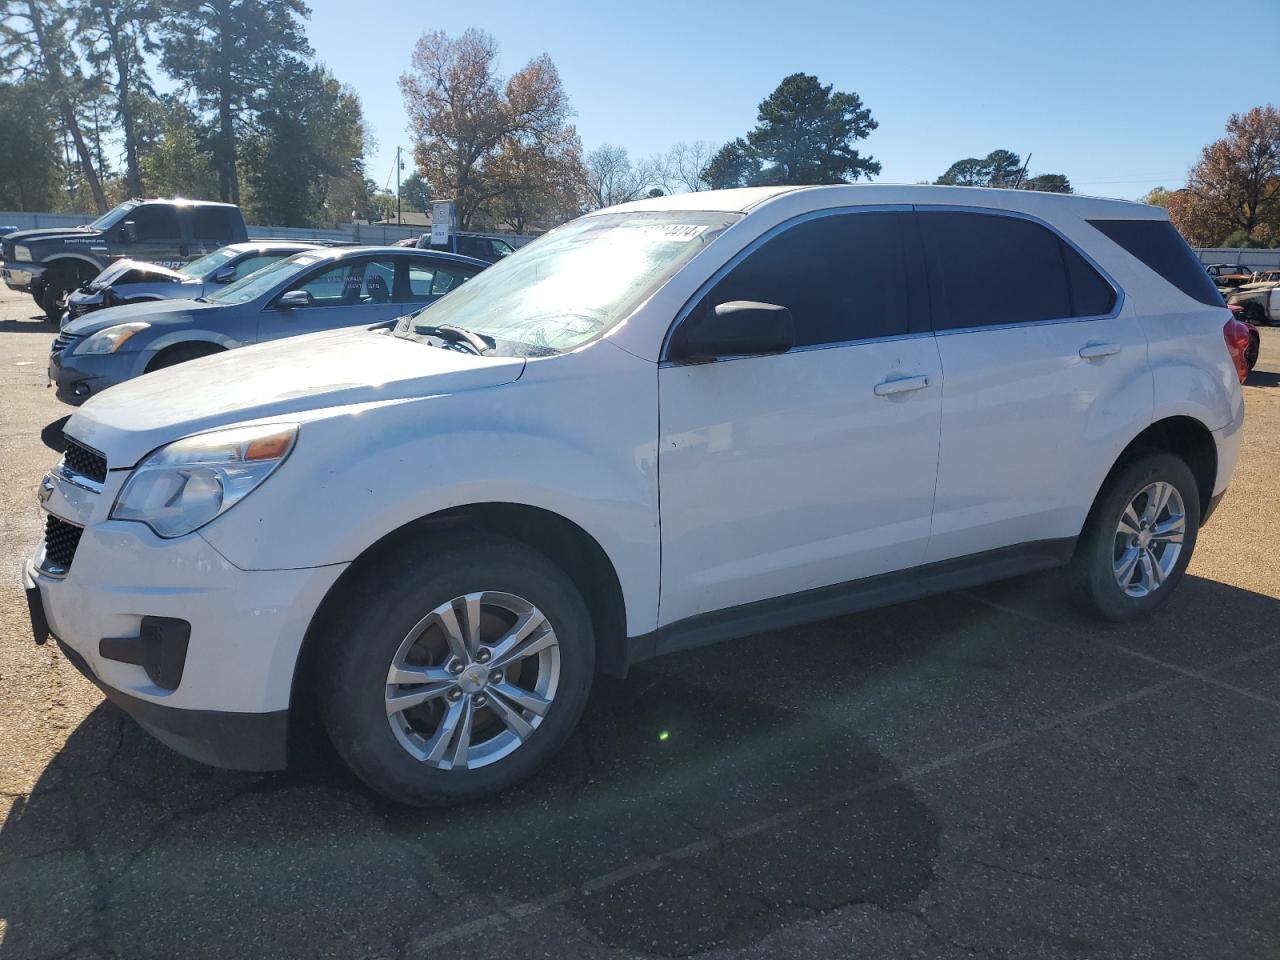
[384,591,560,769]
[1112,481,1185,598]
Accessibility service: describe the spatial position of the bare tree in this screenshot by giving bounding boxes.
[580,143,654,210]
[653,140,715,194]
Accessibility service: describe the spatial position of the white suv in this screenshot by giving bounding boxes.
[25,186,1246,805]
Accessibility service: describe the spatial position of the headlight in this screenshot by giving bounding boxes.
[76,322,149,354]
[111,424,298,538]
[14,244,31,261]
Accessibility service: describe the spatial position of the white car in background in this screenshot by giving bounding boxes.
[26,185,1244,806]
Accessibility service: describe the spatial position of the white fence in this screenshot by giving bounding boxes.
[0,211,533,248]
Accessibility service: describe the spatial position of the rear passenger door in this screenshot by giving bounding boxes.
[399,257,480,310]
[657,208,943,627]
[917,209,1151,564]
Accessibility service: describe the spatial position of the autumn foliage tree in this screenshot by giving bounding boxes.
[1167,106,1280,247]
[400,29,581,230]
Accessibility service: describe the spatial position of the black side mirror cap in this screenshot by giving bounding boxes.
[668,300,795,364]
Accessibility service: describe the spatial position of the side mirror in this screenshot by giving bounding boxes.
[668,300,795,364]
[276,289,312,309]
[121,221,138,243]
[212,265,236,283]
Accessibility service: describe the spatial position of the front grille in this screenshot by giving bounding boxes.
[68,298,95,318]
[43,515,84,571]
[62,438,107,483]
[51,332,82,355]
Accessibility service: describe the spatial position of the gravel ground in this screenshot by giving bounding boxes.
[1,285,1278,960]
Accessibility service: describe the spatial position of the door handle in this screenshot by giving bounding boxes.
[874,375,930,397]
[1079,342,1121,361]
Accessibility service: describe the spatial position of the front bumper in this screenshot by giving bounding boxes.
[24,506,347,770]
[49,347,133,406]
[3,261,44,292]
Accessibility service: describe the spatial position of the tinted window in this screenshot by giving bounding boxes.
[404,262,478,302]
[192,206,237,243]
[699,211,915,347]
[920,212,1115,329]
[291,261,365,307]
[1088,219,1221,307]
[230,254,283,280]
[129,205,180,242]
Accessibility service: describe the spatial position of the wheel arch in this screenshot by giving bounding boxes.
[1087,416,1218,529]
[289,501,631,731]
[41,254,102,280]
[143,337,228,373]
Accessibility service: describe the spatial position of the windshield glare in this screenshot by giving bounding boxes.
[210,253,320,305]
[411,211,739,351]
[180,247,240,278]
[88,201,138,232]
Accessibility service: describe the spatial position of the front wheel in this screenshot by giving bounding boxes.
[1073,453,1201,622]
[318,534,595,806]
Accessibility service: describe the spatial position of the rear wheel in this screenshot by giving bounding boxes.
[1073,452,1200,622]
[318,534,595,806]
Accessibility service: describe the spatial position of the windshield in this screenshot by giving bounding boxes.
[179,247,241,278]
[410,211,739,351]
[209,253,321,305]
[87,201,138,232]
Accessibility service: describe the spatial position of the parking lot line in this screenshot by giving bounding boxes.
[409,637,1280,952]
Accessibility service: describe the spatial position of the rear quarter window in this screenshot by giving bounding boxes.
[918,211,1116,330]
[1087,219,1223,307]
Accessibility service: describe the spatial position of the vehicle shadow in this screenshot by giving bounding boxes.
[2,575,1276,958]
[41,416,69,454]
[1246,369,1279,388]
[0,317,52,332]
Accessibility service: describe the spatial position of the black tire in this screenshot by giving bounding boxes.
[39,266,79,321]
[145,342,223,373]
[317,533,595,806]
[1245,332,1260,373]
[1073,452,1201,622]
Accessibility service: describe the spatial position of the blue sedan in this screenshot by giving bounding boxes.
[49,246,488,405]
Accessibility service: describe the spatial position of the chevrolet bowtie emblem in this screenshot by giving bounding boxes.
[37,475,54,505]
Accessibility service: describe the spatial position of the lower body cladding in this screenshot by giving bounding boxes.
[24,520,347,770]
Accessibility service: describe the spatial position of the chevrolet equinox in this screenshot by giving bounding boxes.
[25,185,1245,805]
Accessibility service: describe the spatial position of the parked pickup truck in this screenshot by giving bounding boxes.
[2,199,248,319]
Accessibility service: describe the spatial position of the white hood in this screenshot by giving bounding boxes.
[65,327,526,466]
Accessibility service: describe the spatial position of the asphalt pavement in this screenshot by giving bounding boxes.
[1,285,1278,959]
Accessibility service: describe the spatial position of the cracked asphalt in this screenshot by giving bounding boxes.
[1,284,1279,959]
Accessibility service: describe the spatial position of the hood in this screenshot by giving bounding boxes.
[5,226,96,246]
[65,327,526,466]
[62,297,221,336]
[90,258,186,289]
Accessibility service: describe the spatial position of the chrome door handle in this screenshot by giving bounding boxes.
[1079,342,1121,361]
[874,375,930,397]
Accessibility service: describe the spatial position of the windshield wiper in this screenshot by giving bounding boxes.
[413,323,495,355]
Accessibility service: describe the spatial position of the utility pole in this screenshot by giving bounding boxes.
[1012,152,1032,189]
[396,146,402,226]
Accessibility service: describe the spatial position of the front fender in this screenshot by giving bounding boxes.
[198,341,662,636]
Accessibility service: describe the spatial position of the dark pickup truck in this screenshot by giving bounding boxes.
[2,199,248,318]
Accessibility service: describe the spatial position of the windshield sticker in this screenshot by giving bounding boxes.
[625,223,710,242]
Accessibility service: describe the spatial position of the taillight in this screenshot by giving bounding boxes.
[1223,317,1251,383]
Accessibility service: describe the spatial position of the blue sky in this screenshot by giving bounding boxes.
[306,0,1275,201]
